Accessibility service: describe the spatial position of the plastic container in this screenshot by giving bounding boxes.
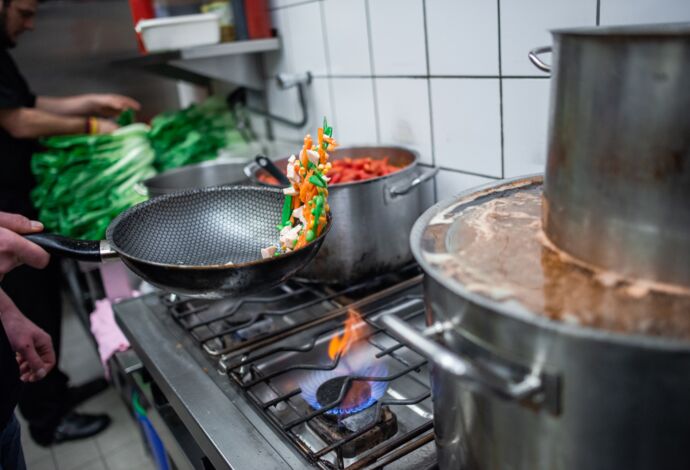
[135,13,221,52]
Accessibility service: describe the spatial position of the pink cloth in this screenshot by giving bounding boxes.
[89,294,136,378]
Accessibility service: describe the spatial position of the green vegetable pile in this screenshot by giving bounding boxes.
[31,124,155,240]
[149,97,249,172]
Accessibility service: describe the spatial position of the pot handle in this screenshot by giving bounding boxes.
[388,167,439,198]
[25,233,117,262]
[254,155,290,186]
[528,46,552,73]
[243,160,260,182]
[380,315,549,405]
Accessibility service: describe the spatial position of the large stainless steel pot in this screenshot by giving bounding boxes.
[528,23,690,286]
[142,159,250,198]
[246,146,437,283]
[382,175,690,470]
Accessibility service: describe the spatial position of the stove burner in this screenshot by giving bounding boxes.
[308,406,398,458]
[316,377,373,416]
[300,362,389,416]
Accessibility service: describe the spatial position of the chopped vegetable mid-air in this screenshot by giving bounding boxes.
[261,119,336,259]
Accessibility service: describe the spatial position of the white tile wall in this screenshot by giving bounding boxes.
[281,1,329,76]
[430,78,502,177]
[267,77,334,142]
[436,169,496,201]
[323,0,372,75]
[502,78,550,178]
[600,0,690,25]
[331,78,378,144]
[256,0,684,200]
[375,78,432,164]
[269,0,319,9]
[263,8,290,77]
[500,0,597,76]
[426,0,499,76]
[368,0,428,75]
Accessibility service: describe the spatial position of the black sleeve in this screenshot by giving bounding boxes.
[0,81,25,109]
[0,51,35,109]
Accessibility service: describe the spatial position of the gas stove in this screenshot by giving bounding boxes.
[114,266,438,470]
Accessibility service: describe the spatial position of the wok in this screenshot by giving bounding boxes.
[25,186,331,298]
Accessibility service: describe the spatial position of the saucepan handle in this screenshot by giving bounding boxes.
[243,160,260,182]
[388,167,439,198]
[25,233,118,262]
[528,46,552,73]
[254,155,290,185]
[380,315,546,404]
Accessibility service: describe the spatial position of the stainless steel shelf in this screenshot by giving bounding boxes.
[114,38,280,90]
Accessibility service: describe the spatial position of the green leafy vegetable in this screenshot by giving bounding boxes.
[148,97,249,172]
[31,123,155,240]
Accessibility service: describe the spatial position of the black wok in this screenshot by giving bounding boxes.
[26,186,331,298]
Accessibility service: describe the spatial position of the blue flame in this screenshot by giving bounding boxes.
[300,362,388,415]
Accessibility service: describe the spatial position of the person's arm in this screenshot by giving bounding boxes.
[0,289,55,382]
[0,212,54,383]
[0,107,117,139]
[36,94,141,118]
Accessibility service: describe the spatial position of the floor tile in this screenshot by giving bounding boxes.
[103,440,156,470]
[74,458,107,470]
[26,455,57,470]
[53,438,100,470]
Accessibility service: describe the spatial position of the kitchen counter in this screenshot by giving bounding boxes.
[115,294,310,469]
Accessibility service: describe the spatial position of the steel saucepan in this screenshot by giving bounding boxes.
[246,146,437,283]
[26,186,331,298]
[141,159,251,198]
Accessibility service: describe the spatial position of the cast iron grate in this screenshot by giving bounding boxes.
[220,276,436,470]
[163,264,422,357]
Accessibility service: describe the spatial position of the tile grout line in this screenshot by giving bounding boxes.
[596,0,601,25]
[436,166,502,180]
[270,0,321,12]
[50,447,59,470]
[421,0,438,201]
[319,0,337,130]
[364,0,381,143]
[497,0,505,179]
[94,435,111,470]
[309,74,550,79]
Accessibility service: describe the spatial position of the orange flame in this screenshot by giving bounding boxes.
[328,309,367,360]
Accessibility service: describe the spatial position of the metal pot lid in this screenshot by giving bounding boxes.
[550,22,690,37]
[411,175,690,348]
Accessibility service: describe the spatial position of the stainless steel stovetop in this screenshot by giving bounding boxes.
[114,267,437,470]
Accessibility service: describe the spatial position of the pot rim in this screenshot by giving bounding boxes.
[252,145,421,190]
[410,174,690,352]
[143,159,248,190]
[551,22,690,37]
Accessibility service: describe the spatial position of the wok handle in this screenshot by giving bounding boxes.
[380,314,548,404]
[528,46,552,73]
[25,233,117,262]
[388,167,439,198]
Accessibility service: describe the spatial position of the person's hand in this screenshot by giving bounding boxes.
[88,94,141,118]
[0,289,55,382]
[95,118,119,135]
[0,212,50,280]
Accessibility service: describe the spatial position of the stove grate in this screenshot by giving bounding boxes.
[221,279,435,470]
[163,265,421,357]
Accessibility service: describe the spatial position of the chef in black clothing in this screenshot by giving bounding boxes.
[0,0,141,446]
[0,211,55,470]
